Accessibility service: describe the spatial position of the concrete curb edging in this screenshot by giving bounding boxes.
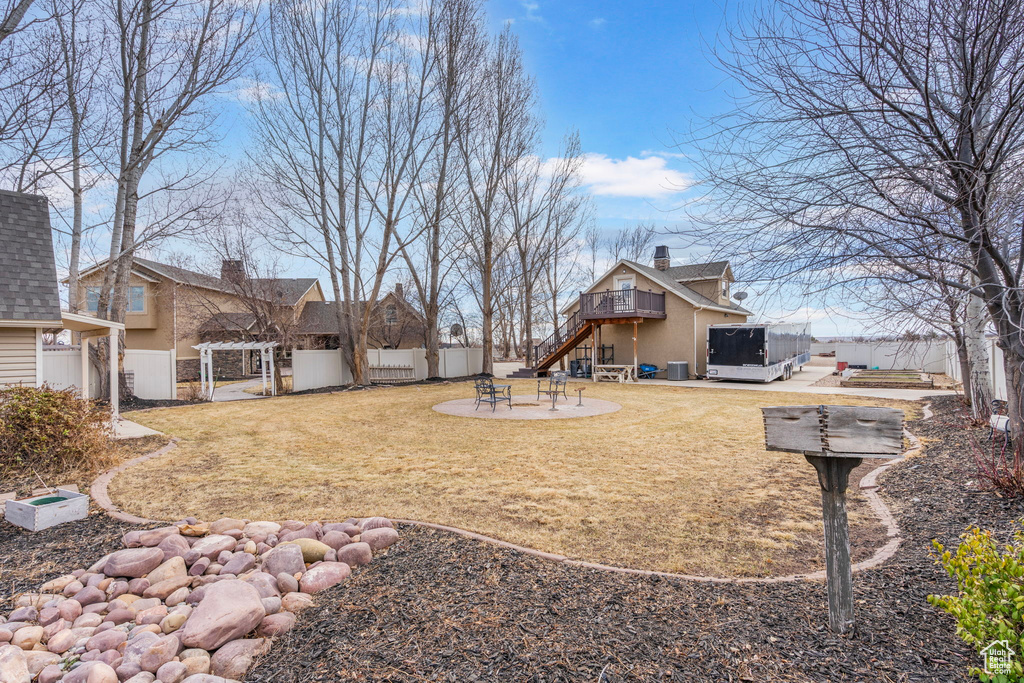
[92,404,932,585]
[90,438,179,525]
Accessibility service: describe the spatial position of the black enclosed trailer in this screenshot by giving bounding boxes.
[706,323,811,382]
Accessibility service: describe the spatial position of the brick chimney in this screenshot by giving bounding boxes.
[653,245,670,271]
[220,259,245,284]
[395,282,404,299]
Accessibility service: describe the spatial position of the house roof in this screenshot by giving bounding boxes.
[199,312,258,333]
[0,190,62,323]
[296,293,425,336]
[562,258,752,316]
[76,257,320,307]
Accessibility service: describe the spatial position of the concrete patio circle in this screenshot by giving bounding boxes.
[432,394,621,420]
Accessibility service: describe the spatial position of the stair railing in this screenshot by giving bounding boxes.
[533,310,585,366]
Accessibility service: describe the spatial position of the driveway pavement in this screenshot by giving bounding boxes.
[211,378,269,402]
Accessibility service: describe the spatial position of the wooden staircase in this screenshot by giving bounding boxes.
[507,312,591,378]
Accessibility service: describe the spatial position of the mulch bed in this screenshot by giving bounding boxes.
[245,395,1005,682]
[0,509,157,614]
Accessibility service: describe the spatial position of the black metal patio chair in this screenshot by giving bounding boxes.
[537,370,569,402]
[475,377,512,412]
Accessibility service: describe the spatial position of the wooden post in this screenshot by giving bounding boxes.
[632,320,638,381]
[805,453,862,634]
[80,336,90,400]
[591,323,597,382]
[108,329,119,420]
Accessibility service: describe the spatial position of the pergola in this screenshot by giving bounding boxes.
[192,341,279,400]
[60,312,126,420]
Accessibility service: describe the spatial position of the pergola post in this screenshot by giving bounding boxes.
[80,336,90,400]
[632,320,638,382]
[109,329,119,420]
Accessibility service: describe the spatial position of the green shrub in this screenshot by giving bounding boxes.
[930,524,1024,682]
[0,384,114,479]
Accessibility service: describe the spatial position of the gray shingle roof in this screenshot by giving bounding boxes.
[198,311,257,333]
[0,190,61,322]
[662,261,731,282]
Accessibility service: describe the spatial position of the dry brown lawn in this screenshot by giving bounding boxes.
[117,381,916,577]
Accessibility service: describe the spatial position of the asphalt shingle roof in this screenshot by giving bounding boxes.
[0,190,61,322]
[625,260,752,315]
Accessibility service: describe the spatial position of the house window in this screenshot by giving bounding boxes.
[128,286,145,313]
[85,286,100,313]
[385,304,398,324]
[85,285,145,313]
[722,282,730,299]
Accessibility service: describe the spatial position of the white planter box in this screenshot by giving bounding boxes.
[4,489,89,531]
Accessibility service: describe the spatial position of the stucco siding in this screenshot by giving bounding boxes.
[0,326,38,386]
[563,263,746,377]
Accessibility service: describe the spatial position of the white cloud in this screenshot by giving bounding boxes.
[578,153,693,198]
[589,17,606,28]
[640,149,687,160]
[521,1,543,22]
[234,78,282,104]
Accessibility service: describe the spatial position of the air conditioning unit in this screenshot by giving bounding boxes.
[667,361,688,381]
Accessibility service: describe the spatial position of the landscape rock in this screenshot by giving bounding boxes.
[143,575,192,600]
[361,516,394,531]
[337,542,373,567]
[37,664,62,683]
[22,650,59,675]
[275,573,298,595]
[220,553,255,576]
[320,530,353,551]
[299,562,351,594]
[186,536,237,563]
[261,544,304,577]
[137,527,180,548]
[260,596,281,615]
[242,572,279,600]
[158,534,192,561]
[284,538,331,563]
[280,592,313,612]
[104,548,165,579]
[11,625,43,650]
[147,556,187,585]
[188,557,211,577]
[209,638,269,679]
[177,580,265,650]
[156,660,189,683]
[62,661,118,683]
[361,527,399,551]
[73,586,106,607]
[139,634,180,672]
[257,612,295,637]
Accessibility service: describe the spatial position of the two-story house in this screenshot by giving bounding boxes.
[518,246,751,379]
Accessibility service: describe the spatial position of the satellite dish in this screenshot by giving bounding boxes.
[733,291,749,302]
[450,323,464,337]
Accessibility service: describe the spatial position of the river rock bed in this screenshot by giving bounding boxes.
[0,515,398,683]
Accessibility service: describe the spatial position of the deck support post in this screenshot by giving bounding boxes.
[804,453,862,634]
[591,323,597,382]
[80,336,90,400]
[632,321,638,381]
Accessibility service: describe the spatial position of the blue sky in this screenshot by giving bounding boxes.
[125,0,868,336]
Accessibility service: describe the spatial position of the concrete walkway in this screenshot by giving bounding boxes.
[112,418,163,439]
[633,364,954,401]
[211,378,269,402]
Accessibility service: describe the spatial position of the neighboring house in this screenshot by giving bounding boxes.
[71,258,324,379]
[518,245,751,378]
[0,190,124,413]
[295,284,427,350]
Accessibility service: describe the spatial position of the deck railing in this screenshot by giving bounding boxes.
[533,310,585,367]
[580,288,666,319]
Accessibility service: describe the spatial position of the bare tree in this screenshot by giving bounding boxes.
[683,0,1024,435]
[457,26,536,374]
[610,221,656,263]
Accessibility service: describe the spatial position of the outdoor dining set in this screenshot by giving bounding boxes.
[473,371,583,412]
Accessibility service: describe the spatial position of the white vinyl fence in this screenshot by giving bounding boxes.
[834,341,951,373]
[944,339,1007,401]
[41,348,176,400]
[291,347,484,392]
[810,342,835,355]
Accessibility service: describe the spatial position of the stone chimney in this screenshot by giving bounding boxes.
[220,259,245,284]
[395,282,404,299]
[653,245,671,271]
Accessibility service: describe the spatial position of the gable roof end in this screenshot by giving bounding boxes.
[0,190,61,323]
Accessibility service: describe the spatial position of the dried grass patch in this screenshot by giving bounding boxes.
[115,382,915,576]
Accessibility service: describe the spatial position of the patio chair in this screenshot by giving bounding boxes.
[637,364,659,379]
[990,399,1012,447]
[475,377,512,412]
[537,370,569,402]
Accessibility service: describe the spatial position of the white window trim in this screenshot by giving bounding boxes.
[613,275,636,290]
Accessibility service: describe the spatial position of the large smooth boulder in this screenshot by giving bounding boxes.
[137,527,181,548]
[257,612,295,637]
[177,580,265,651]
[147,557,187,585]
[361,527,399,552]
[209,638,269,679]
[158,535,192,561]
[241,521,280,543]
[143,576,192,601]
[103,548,165,579]
[320,530,353,551]
[284,538,331,563]
[62,661,118,683]
[361,516,394,531]
[186,536,237,563]
[139,634,179,672]
[299,562,350,594]
[220,553,255,576]
[261,544,304,577]
[336,542,372,567]
[0,644,30,682]
[208,518,245,535]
